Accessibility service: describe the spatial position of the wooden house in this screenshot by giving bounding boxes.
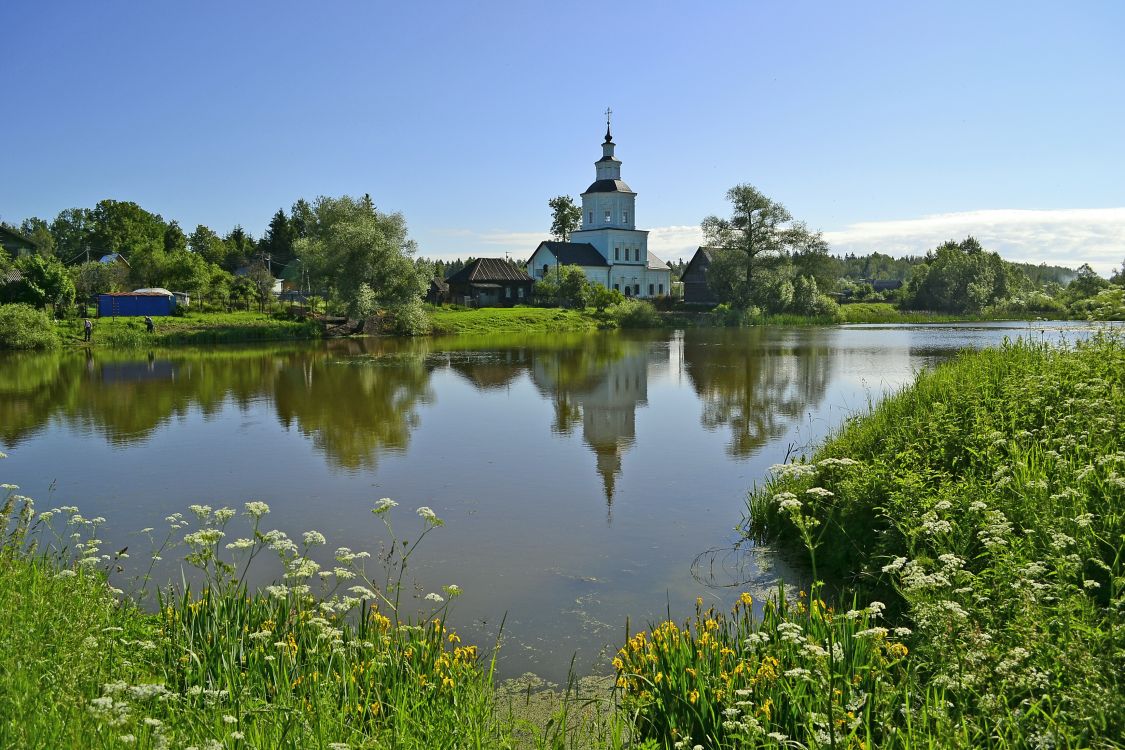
[681,247,717,305]
[445,258,535,307]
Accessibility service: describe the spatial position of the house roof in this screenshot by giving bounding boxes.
[534,241,609,267]
[646,251,669,271]
[430,277,449,291]
[681,246,714,278]
[583,179,634,194]
[0,224,38,250]
[446,257,534,284]
[99,253,130,267]
[99,292,174,297]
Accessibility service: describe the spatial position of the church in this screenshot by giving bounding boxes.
[526,119,671,299]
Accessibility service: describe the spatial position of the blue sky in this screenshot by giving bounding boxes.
[2,1,1123,272]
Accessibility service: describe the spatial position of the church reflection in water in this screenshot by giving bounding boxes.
[529,335,669,512]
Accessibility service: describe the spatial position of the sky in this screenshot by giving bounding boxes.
[2,1,1123,273]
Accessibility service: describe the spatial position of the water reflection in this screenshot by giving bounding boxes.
[682,328,834,456]
[529,334,669,510]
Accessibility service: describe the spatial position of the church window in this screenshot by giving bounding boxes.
[623,210,628,224]
[613,283,619,291]
[588,211,593,225]
[614,247,619,261]
[658,283,664,294]
[649,284,655,296]
[604,209,611,223]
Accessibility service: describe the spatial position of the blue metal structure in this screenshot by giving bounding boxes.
[97,293,176,317]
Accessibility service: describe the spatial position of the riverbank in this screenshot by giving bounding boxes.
[57,311,322,347]
[665,334,1122,748]
[19,303,1063,352]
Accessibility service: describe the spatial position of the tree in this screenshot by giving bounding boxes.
[2,255,76,310]
[258,209,296,270]
[590,283,624,312]
[549,196,581,241]
[702,185,815,308]
[188,225,227,266]
[223,225,255,271]
[163,250,211,300]
[50,208,95,264]
[19,218,57,258]
[291,195,426,318]
[163,220,187,254]
[1066,263,1110,300]
[71,260,127,301]
[900,237,1017,313]
[533,264,592,308]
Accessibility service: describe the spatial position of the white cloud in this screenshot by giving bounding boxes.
[824,208,1125,274]
[428,208,1125,274]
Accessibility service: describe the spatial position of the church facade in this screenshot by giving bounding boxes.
[526,125,671,299]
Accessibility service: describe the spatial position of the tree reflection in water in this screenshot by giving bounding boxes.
[681,328,834,457]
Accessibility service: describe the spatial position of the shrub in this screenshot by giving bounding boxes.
[608,298,660,328]
[386,298,432,336]
[0,303,59,350]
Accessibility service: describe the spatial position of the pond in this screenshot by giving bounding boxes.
[0,321,1111,681]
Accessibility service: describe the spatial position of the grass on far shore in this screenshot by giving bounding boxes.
[428,306,602,336]
[57,310,322,347]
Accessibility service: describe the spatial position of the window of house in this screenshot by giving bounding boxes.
[518,287,525,298]
[506,287,512,298]
[543,264,549,277]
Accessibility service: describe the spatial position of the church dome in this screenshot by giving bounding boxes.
[583,178,634,194]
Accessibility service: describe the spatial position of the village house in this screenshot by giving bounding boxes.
[680,247,717,305]
[445,258,535,307]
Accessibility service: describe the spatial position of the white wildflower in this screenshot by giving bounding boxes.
[882,556,907,574]
[372,498,398,514]
[424,592,444,603]
[213,507,236,523]
[805,486,834,499]
[244,501,270,518]
[225,538,255,550]
[302,530,327,547]
[188,504,212,519]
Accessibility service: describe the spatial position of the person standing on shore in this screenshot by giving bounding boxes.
[83,318,92,342]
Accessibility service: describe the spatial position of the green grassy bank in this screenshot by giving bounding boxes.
[58,311,322,347]
[613,335,1123,749]
[428,306,602,335]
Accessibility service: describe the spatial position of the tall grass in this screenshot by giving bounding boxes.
[736,334,1123,747]
[0,488,513,749]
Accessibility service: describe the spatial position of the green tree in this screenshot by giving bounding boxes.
[1065,263,1110,301]
[19,218,57,258]
[258,209,296,270]
[701,185,815,308]
[548,196,582,241]
[590,283,624,312]
[163,220,187,254]
[222,225,256,271]
[188,225,227,266]
[792,234,840,293]
[901,237,1017,313]
[533,264,591,308]
[2,255,76,310]
[49,208,96,264]
[163,250,211,300]
[71,260,127,301]
[292,195,426,318]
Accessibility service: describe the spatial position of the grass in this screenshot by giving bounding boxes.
[837,302,1072,324]
[428,306,602,336]
[57,310,322,347]
[0,493,521,749]
[705,333,1121,749]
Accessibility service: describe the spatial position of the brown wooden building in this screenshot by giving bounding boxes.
[446,258,535,307]
[681,247,717,305]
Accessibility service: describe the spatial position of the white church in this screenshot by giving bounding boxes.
[526,120,671,298]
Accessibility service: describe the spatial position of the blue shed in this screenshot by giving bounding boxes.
[97,292,176,317]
